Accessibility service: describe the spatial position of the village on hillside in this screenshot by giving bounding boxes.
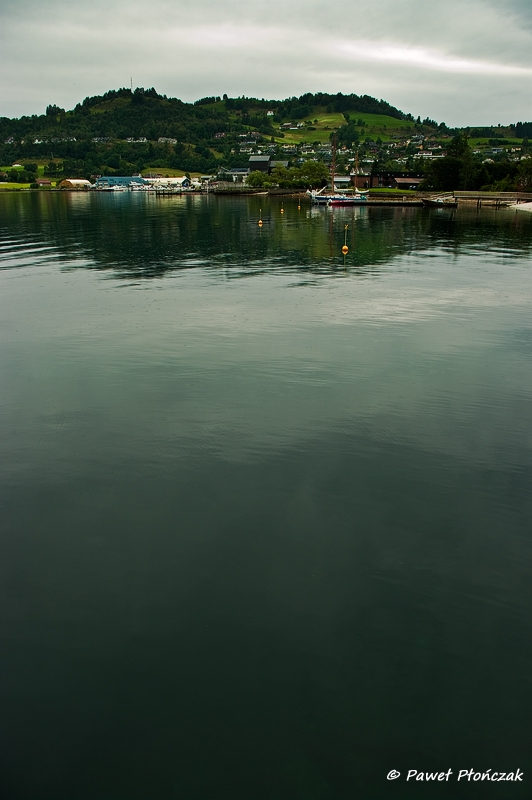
[1,89,531,193]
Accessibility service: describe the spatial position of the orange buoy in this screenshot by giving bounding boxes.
[342,224,349,255]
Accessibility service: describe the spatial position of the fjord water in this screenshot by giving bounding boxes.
[1,192,531,800]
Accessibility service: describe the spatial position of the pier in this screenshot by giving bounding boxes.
[453,191,532,209]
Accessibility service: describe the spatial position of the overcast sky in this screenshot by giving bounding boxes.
[1,0,531,125]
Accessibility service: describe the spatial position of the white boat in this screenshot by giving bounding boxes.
[327,189,368,206]
[307,188,329,205]
[307,138,367,205]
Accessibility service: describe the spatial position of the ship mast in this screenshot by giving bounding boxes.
[331,135,336,193]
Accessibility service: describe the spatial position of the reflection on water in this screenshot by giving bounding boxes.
[1,191,531,279]
[1,194,531,800]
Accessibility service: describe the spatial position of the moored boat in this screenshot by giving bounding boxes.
[327,191,368,206]
[307,137,368,205]
[307,189,330,205]
[422,196,457,208]
[307,189,368,205]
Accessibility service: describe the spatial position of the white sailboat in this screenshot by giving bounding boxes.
[308,137,368,205]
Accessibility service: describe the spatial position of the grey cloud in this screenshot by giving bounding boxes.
[0,0,530,124]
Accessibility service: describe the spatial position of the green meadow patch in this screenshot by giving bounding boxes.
[90,97,131,114]
[367,187,417,194]
[468,137,523,147]
[273,110,414,145]
[141,168,204,178]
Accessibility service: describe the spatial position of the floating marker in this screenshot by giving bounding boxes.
[280,203,284,214]
[258,207,263,226]
[342,224,349,255]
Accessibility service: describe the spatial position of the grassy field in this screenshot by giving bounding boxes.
[142,167,187,177]
[90,97,131,114]
[275,112,345,144]
[199,99,418,144]
[201,101,225,111]
[274,110,414,145]
[468,137,523,147]
[367,188,417,194]
[1,162,59,176]
[349,112,413,130]
[141,168,206,178]
[1,161,59,187]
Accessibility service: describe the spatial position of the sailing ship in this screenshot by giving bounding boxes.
[327,189,368,206]
[307,138,368,205]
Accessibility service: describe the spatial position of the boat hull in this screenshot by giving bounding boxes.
[422,199,457,208]
[328,197,367,206]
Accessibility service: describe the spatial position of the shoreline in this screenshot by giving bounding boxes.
[1,186,531,208]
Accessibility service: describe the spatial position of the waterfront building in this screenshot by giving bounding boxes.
[248,155,271,173]
[58,179,92,189]
[218,167,250,183]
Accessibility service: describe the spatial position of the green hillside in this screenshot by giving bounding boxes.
[277,111,415,145]
[0,87,530,190]
[0,87,419,178]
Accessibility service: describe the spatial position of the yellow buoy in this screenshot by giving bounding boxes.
[280,203,284,214]
[342,224,349,255]
[258,207,263,226]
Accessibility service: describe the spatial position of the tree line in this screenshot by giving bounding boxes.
[419,133,532,192]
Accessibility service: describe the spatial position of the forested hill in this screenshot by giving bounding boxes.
[0,87,413,174]
[1,87,409,143]
[1,87,530,188]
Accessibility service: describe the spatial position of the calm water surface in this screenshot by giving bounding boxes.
[1,193,532,799]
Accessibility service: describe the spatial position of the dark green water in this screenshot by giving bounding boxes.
[1,193,531,800]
